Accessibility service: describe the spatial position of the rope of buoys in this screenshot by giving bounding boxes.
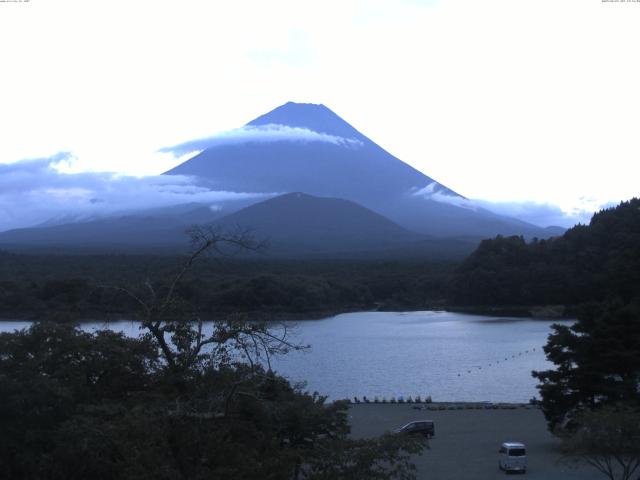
[455,345,544,377]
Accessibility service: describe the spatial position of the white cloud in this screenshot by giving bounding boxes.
[413,182,597,228]
[413,183,477,211]
[0,0,638,213]
[472,200,598,229]
[0,154,270,232]
[159,124,363,157]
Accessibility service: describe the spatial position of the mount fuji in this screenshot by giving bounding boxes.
[166,102,559,239]
[0,102,562,255]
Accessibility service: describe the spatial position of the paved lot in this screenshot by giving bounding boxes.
[349,404,602,480]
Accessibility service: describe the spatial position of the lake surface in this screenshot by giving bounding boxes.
[1,311,572,403]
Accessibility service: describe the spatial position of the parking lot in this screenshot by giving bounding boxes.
[349,403,602,480]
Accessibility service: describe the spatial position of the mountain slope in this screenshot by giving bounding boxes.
[214,192,418,256]
[0,205,223,253]
[214,192,477,258]
[165,102,558,238]
[247,101,369,141]
[0,193,477,258]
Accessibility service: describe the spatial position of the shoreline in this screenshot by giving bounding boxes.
[0,304,575,322]
[345,399,539,409]
[0,308,360,323]
[443,304,574,319]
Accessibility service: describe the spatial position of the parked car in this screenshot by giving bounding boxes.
[498,442,527,473]
[396,420,435,438]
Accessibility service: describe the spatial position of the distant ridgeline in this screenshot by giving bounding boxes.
[1,197,637,321]
[449,198,640,308]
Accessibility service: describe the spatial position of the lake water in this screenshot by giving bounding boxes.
[0,311,572,403]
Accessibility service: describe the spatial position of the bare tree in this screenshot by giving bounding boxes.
[107,225,302,376]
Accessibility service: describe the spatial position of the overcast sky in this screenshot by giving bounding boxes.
[1,0,638,230]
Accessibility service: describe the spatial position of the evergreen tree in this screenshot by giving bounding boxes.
[533,302,640,430]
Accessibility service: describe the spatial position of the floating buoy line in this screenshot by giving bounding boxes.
[454,347,542,378]
[347,346,544,404]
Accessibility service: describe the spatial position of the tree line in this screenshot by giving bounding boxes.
[0,254,454,321]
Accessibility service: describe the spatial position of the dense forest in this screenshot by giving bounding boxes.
[450,198,640,309]
[0,255,454,321]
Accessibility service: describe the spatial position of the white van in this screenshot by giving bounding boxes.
[499,442,527,473]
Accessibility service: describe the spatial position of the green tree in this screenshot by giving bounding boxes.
[301,434,424,480]
[0,323,158,479]
[532,302,640,430]
[559,404,640,480]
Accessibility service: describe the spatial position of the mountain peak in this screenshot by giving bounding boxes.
[247,101,365,140]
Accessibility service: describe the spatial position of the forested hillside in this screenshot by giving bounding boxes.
[450,198,640,307]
